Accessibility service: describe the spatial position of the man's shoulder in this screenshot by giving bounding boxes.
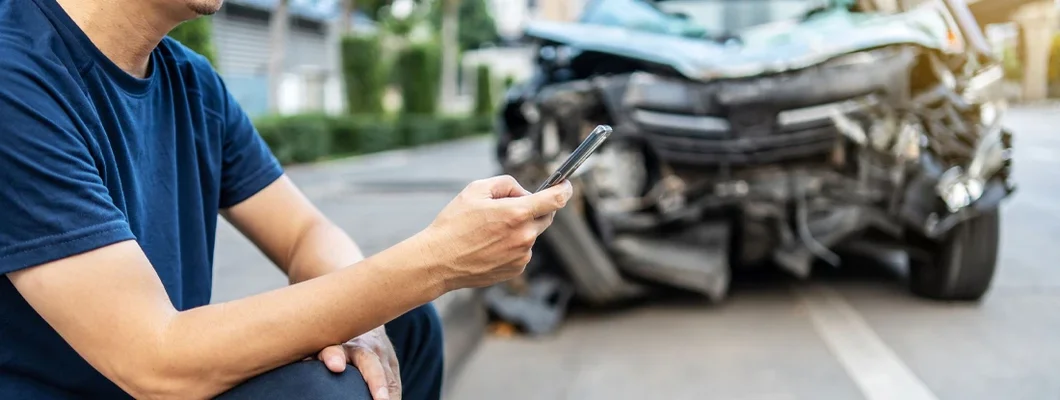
[0,31,84,126]
[159,37,230,114]
[0,0,83,74]
[161,36,217,77]
[0,9,85,104]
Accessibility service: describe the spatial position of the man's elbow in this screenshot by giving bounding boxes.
[109,358,229,400]
[103,332,235,399]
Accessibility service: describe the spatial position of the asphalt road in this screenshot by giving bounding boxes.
[212,105,1060,400]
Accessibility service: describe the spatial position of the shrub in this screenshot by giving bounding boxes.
[474,64,493,116]
[327,115,360,155]
[1049,34,1060,84]
[468,114,494,134]
[438,114,471,139]
[168,17,218,68]
[345,115,400,154]
[341,34,387,114]
[397,40,441,115]
[398,115,447,147]
[254,114,332,164]
[253,112,489,164]
[1002,44,1022,82]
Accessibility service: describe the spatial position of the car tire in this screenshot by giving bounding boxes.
[908,209,1001,301]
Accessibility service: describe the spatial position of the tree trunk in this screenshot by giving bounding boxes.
[439,0,460,111]
[340,0,355,33]
[267,0,290,113]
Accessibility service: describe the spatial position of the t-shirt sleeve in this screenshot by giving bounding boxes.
[216,79,285,209]
[0,64,136,275]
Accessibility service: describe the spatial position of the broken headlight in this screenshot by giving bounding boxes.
[591,142,648,201]
[623,72,700,111]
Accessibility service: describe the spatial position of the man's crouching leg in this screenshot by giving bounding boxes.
[385,303,445,400]
[215,360,372,400]
[215,304,444,400]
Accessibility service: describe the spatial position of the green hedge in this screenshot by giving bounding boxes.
[474,64,493,116]
[397,40,441,115]
[255,114,333,164]
[168,17,217,68]
[340,34,387,114]
[254,113,491,165]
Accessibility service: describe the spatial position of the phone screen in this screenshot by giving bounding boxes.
[535,125,613,193]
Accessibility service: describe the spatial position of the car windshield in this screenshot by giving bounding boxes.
[651,0,823,33]
[579,0,848,38]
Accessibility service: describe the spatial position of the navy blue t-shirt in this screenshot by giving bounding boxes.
[0,0,284,398]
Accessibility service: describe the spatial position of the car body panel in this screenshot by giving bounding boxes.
[524,4,959,80]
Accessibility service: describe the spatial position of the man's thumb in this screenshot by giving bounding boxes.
[523,180,573,217]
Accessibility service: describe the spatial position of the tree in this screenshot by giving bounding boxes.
[438,0,460,109]
[341,34,387,113]
[397,40,441,115]
[473,64,493,116]
[168,17,218,67]
[429,0,499,51]
[341,0,399,32]
[340,0,354,32]
[267,0,290,113]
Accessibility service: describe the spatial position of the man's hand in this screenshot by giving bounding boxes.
[416,175,573,291]
[317,326,401,400]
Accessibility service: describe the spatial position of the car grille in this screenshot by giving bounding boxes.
[630,98,871,167]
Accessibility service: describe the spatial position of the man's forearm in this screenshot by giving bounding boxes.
[160,234,445,398]
[284,218,365,284]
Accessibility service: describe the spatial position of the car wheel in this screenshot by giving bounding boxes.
[908,209,1001,301]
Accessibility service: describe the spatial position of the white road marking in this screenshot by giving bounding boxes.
[1022,147,1060,164]
[795,284,939,400]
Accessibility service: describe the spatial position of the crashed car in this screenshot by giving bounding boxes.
[488,0,1014,331]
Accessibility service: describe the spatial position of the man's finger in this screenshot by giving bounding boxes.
[511,180,573,218]
[317,345,347,373]
[388,354,400,380]
[381,357,402,400]
[350,348,391,400]
[479,175,531,200]
[532,211,557,234]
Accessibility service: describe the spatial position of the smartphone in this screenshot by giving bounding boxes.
[535,124,613,193]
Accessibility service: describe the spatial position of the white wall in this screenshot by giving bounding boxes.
[490,0,531,39]
[443,46,536,114]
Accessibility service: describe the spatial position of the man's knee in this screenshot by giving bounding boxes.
[411,303,443,342]
[387,303,444,358]
[216,360,371,400]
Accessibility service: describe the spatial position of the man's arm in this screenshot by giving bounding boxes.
[219,175,363,285]
[0,58,572,398]
[6,159,405,396]
[11,235,441,399]
[9,175,569,399]
[221,175,402,400]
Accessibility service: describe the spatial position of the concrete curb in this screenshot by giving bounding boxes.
[284,135,490,172]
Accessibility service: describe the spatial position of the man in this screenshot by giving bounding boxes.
[0,0,574,399]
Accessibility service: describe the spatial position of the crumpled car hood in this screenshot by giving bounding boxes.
[524,7,958,81]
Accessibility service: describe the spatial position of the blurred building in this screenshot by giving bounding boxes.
[209,0,376,117]
[487,0,590,40]
[453,0,591,112]
[532,0,591,22]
